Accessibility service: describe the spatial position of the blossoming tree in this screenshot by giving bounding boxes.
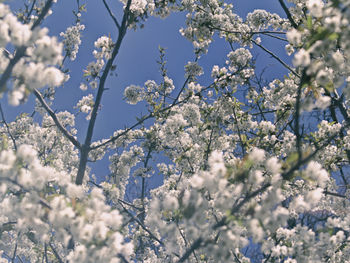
[1,0,350,262]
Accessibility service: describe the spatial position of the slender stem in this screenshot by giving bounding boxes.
[203,128,214,170]
[323,190,346,198]
[34,89,81,150]
[252,39,299,77]
[26,0,37,22]
[102,0,121,30]
[11,239,18,263]
[49,243,64,263]
[232,251,242,263]
[278,0,298,29]
[233,106,246,156]
[119,201,164,245]
[31,0,54,30]
[44,243,49,263]
[0,46,26,93]
[0,103,17,151]
[262,32,288,42]
[294,72,304,163]
[177,238,203,263]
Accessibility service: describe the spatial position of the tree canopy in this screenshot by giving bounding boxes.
[1,0,350,262]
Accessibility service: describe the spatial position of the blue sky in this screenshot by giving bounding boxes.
[5,0,292,181]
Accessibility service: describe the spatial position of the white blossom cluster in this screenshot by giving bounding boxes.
[60,23,85,61]
[4,0,350,262]
[83,35,114,82]
[0,145,133,262]
[211,48,254,88]
[184,61,204,79]
[124,84,145,104]
[109,145,144,199]
[75,94,94,119]
[0,3,65,106]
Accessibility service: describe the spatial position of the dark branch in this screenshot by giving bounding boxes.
[102,0,121,30]
[34,89,81,150]
[278,0,299,29]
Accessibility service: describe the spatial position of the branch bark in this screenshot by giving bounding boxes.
[34,89,81,150]
[75,0,132,185]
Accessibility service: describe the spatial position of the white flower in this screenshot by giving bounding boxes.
[94,35,114,59]
[0,21,10,46]
[191,174,204,188]
[5,14,31,46]
[80,83,88,91]
[124,85,145,104]
[227,48,252,68]
[266,157,281,175]
[66,184,84,199]
[304,161,329,187]
[43,67,64,87]
[306,188,323,205]
[293,49,310,67]
[75,94,94,117]
[249,148,265,163]
[286,28,302,46]
[60,23,85,61]
[163,76,175,94]
[163,195,179,210]
[17,144,37,163]
[315,95,331,110]
[185,61,203,78]
[34,35,63,64]
[315,69,330,86]
[307,0,324,18]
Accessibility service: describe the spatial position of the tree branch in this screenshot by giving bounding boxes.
[0,103,17,151]
[102,0,121,30]
[75,0,132,185]
[34,89,81,150]
[119,200,164,246]
[252,39,299,77]
[0,0,55,93]
[49,243,64,263]
[278,0,298,29]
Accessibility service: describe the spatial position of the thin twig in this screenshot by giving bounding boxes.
[90,85,212,151]
[278,0,299,29]
[44,243,49,263]
[49,243,64,263]
[0,103,17,151]
[119,201,164,246]
[252,39,299,77]
[31,0,55,29]
[323,190,346,198]
[294,71,305,163]
[177,238,203,263]
[11,238,18,263]
[102,0,121,30]
[34,89,81,150]
[262,32,288,42]
[26,0,37,22]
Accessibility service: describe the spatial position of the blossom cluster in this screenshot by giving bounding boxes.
[3,0,350,262]
[0,3,66,106]
[0,145,133,262]
[60,23,85,61]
